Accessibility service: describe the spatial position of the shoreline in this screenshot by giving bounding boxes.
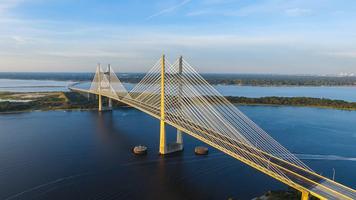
[1,91,355,114]
[214,83,356,87]
[226,96,356,111]
[1,77,356,87]
[235,103,356,111]
[0,106,134,114]
[1,103,355,114]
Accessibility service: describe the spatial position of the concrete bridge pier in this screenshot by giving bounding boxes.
[159,126,184,155]
[301,190,309,200]
[108,98,113,110]
[175,129,184,150]
[177,130,183,146]
[172,55,184,152]
[98,95,113,112]
[98,94,102,111]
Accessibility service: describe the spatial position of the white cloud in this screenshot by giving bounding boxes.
[187,2,313,17]
[11,36,27,44]
[285,8,312,17]
[147,0,192,20]
[186,10,212,16]
[0,0,356,73]
[201,0,237,5]
[41,50,138,58]
[0,0,25,15]
[324,51,356,58]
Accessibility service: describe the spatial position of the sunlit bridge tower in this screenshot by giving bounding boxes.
[97,63,103,111]
[159,55,184,154]
[176,56,184,148]
[94,63,114,112]
[105,64,113,110]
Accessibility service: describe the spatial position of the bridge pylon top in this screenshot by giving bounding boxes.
[89,63,128,99]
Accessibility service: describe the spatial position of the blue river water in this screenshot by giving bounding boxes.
[1,79,356,102]
[0,79,75,93]
[0,106,355,200]
[83,82,356,102]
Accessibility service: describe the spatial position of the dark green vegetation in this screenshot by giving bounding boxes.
[0,92,125,113]
[204,74,356,86]
[1,72,356,86]
[1,92,355,113]
[228,96,356,110]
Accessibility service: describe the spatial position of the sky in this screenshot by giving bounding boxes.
[0,0,356,74]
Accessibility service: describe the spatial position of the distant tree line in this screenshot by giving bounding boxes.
[0,92,127,112]
[1,72,356,86]
[203,74,356,86]
[1,92,356,113]
[227,96,356,110]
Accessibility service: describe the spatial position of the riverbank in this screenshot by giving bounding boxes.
[1,91,355,113]
[0,91,126,113]
[227,96,356,111]
[2,73,356,86]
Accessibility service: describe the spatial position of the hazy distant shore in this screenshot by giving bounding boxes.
[1,73,356,86]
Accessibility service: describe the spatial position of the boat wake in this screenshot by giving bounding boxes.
[295,154,356,161]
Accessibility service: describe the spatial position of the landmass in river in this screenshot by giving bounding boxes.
[1,92,355,113]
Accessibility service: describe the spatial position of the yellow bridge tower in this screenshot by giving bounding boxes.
[159,54,184,154]
[159,54,167,154]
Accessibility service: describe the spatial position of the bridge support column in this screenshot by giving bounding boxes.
[159,119,166,154]
[159,54,167,154]
[159,55,184,154]
[97,63,103,112]
[175,56,184,151]
[175,129,183,151]
[98,94,102,112]
[177,130,183,144]
[106,64,112,111]
[108,98,113,110]
[301,190,309,200]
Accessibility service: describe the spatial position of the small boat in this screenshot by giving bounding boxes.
[195,146,208,155]
[133,145,147,155]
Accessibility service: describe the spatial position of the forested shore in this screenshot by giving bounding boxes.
[227,96,356,110]
[1,92,355,113]
[1,73,356,86]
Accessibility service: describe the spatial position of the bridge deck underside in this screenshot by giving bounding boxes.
[70,87,356,200]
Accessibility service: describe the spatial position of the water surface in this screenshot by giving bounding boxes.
[2,79,356,102]
[0,79,75,92]
[76,82,356,102]
[0,106,355,200]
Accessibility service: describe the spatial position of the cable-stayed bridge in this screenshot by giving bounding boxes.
[69,55,355,200]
